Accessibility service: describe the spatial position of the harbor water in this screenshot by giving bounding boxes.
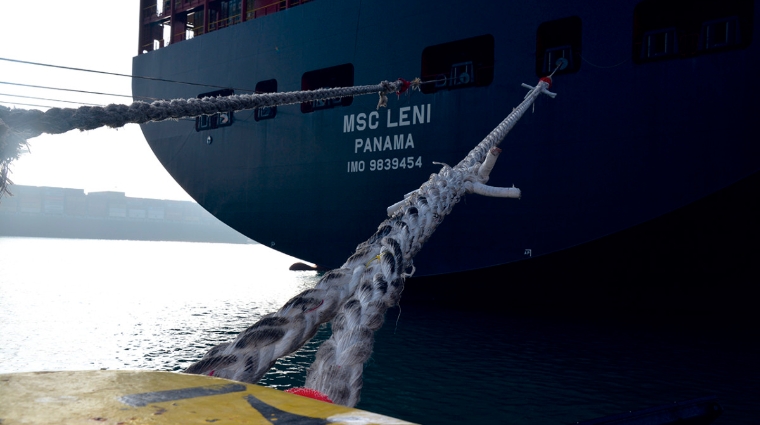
[1,237,757,424]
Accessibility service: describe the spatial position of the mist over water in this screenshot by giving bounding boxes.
[1,237,757,424]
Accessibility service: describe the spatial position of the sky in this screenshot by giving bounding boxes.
[0,0,193,201]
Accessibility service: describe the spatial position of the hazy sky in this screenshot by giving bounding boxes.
[0,0,193,201]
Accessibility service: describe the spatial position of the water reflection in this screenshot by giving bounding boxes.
[1,237,758,424]
[0,237,320,374]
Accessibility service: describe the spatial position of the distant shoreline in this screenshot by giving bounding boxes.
[0,212,253,244]
[0,184,254,244]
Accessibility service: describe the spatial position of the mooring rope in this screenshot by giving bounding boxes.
[0,78,416,199]
[0,79,413,137]
[0,73,556,405]
[184,77,556,406]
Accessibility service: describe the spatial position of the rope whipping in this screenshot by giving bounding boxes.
[184,77,556,406]
[0,78,417,199]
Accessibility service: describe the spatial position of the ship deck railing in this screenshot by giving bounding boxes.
[139,0,313,54]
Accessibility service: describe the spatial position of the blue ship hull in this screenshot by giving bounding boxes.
[132,0,759,286]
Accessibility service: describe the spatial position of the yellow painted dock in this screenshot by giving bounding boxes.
[0,370,416,424]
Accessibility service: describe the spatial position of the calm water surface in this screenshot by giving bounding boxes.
[0,237,757,424]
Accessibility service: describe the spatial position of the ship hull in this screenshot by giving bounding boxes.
[133,0,760,282]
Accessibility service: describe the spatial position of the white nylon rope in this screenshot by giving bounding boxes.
[184,78,556,406]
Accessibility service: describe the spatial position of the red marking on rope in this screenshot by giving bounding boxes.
[306,299,324,313]
[396,78,412,97]
[285,387,334,403]
[539,76,552,88]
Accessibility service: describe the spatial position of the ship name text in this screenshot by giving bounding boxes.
[343,104,431,174]
[343,104,432,133]
[346,156,423,173]
[354,134,415,153]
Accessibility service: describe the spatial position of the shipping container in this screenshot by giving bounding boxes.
[108,204,127,218]
[164,200,184,221]
[87,197,108,217]
[11,185,42,197]
[147,205,165,220]
[18,196,42,213]
[65,196,88,216]
[0,196,18,212]
[128,208,147,219]
[43,200,65,215]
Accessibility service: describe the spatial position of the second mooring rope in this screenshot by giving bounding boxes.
[0,79,414,138]
[0,78,418,198]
